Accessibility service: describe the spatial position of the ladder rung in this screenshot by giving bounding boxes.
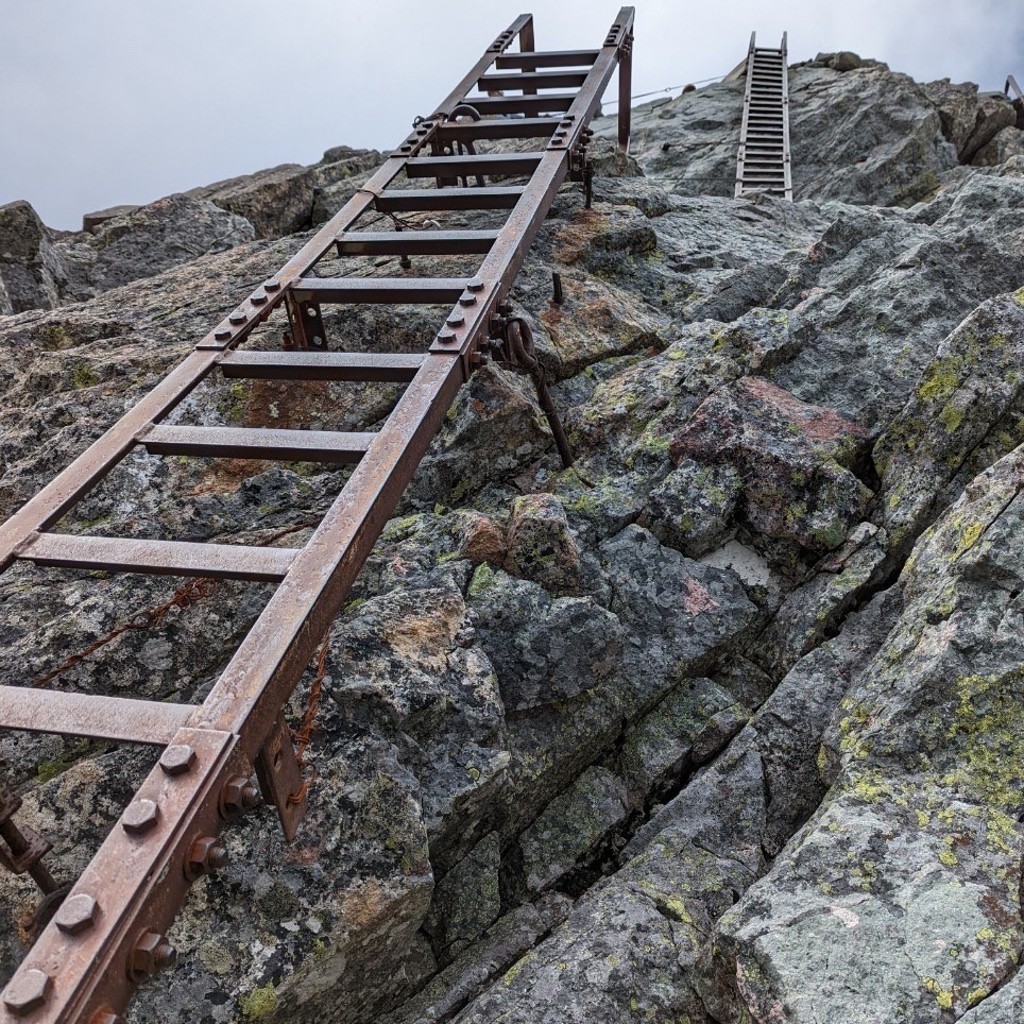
[478,70,588,91]
[20,532,300,582]
[218,351,425,383]
[374,186,523,212]
[468,93,577,115]
[0,685,194,745]
[405,153,543,178]
[435,117,562,142]
[494,49,599,68]
[335,230,498,256]
[141,425,375,464]
[293,277,468,304]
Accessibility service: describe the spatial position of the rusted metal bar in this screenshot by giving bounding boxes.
[140,425,375,463]
[467,93,577,115]
[217,350,425,382]
[0,791,58,898]
[404,153,543,177]
[617,22,633,151]
[435,117,562,142]
[334,229,498,256]
[0,687,192,744]
[293,277,469,304]
[18,533,299,581]
[494,48,599,68]
[0,10,635,1022]
[373,186,524,212]
[478,70,588,91]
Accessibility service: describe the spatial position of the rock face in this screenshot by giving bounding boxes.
[0,145,381,315]
[1,42,1024,1024]
[0,201,68,313]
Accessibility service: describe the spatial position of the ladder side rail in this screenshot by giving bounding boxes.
[781,36,793,200]
[735,32,758,197]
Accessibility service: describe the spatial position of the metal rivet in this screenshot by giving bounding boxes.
[3,969,52,1016]
[129,932,176,983]
[264,280,281,291]
[466,277,485,292]
[122,799,160,836]
[229,312,247,325]
[214,329,232,341]
[55,893,99,935]
[437,329,457,344]
[160,744,196,776]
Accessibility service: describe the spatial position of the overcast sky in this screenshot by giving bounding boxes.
[4,0,1023,230]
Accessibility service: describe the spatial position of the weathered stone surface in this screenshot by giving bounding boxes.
[960,92,1017,164]
[613,60,957,207]
[974,124,1024,166]
[711,445,1024,1022]
[0,200,68,313]
[876,287,1024,552]
[503,492,582,595]
[923,77,981,153]
[642,458,742,557]
[519,766,628,892]
[425,833,502,961]
[82,203,140,233]
[670,376,872,558]
[191,146,380,238]
[80,193,256,293]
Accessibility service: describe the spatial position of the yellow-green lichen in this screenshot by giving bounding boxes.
[939,404,964,434]
[921,977,954,1009]
[917,356,964,404]
[467,562,498,599]
[239,982,277,1020]
[70,364,99,389]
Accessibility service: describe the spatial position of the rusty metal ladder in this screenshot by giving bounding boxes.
[0,9,634,1022]
[735,32,792,200]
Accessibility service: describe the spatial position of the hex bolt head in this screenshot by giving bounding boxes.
[264,279,281,291]
[159,744,197,777]
[129,932,176,982]
[3,969,51,1016]
[446,314,465,327]
[221,776,261,817]
[214,329,232,341]
[459,295,477,307]
[122,799,160,836]
[229,312,247,325]
[55,893,99,936]
[466,277,485,292]
[437,329,457,345]
[186,836,229,880]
